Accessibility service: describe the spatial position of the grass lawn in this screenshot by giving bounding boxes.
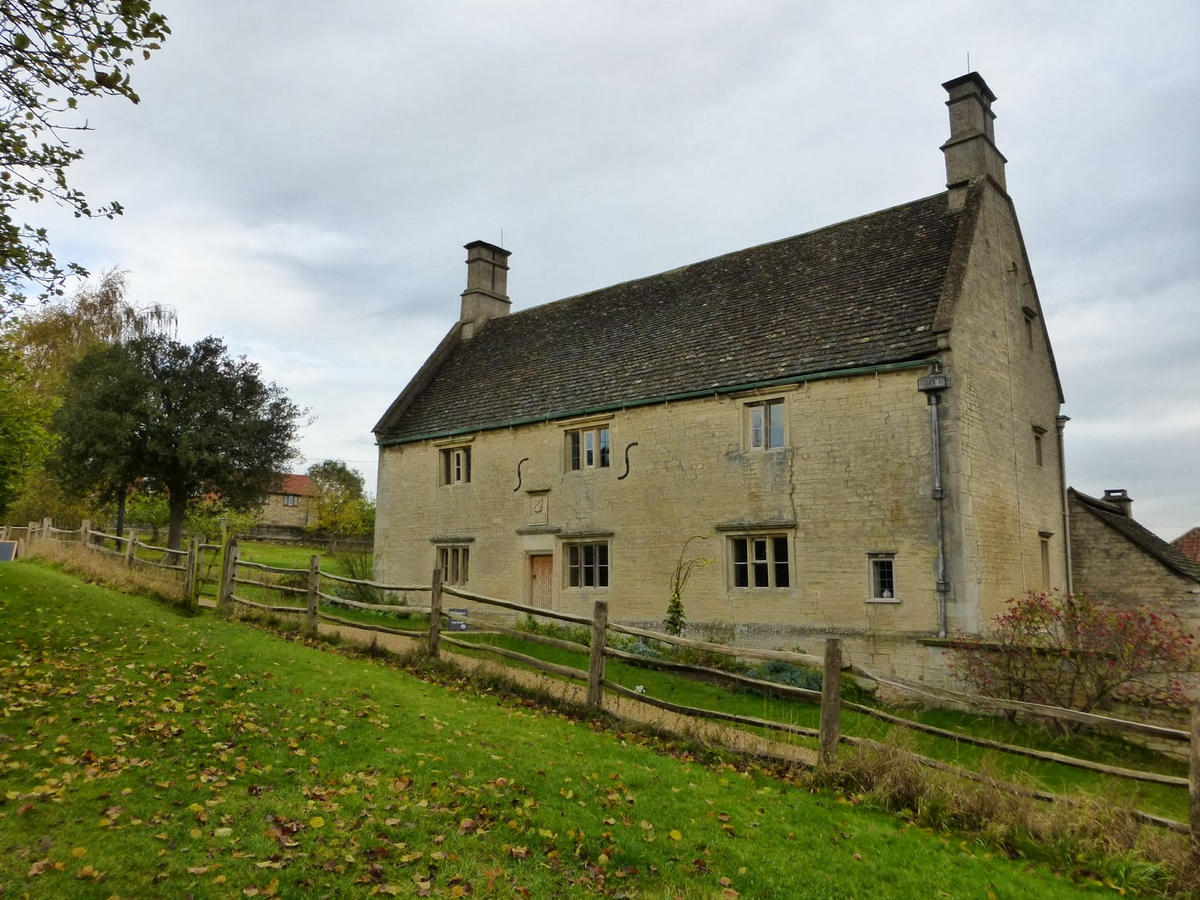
[0,561,1095,899]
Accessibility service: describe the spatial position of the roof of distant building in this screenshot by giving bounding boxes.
[1071,489,1200,583]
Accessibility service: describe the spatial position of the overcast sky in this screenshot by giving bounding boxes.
[36,0,1199,541]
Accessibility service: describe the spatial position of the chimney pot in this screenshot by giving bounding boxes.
[1102,489,1133,518]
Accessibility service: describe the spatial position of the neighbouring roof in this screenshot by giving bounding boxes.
[274,474,316,497]
[1172,527,1200,563]
[1070,489,1200,583]
[376,191,966,442]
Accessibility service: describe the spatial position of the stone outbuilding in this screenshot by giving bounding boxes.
[1069,489,1200,607]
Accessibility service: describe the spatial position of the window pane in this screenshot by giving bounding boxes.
[439,548,448,578]
[570,432,581,470]
[568,545,580,587]
[597,543,609,587]
[599,428,610,467]
[752,538,769,586]
[464,449,471,482]
[583,543,595,586]
[732,538,748,587]
[450,548,459,583]
[773,537,789,587]
[462,548,470,584]
[767,401,784,449]
[443,450,451,484]
[584,431,595,467]
[873,560,894,598]
[749,406,764,449]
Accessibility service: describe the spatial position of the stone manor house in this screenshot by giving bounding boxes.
[372,73,1074,676]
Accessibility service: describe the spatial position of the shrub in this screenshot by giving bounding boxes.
[947,590,1197,715]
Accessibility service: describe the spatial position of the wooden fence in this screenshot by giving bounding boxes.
[13,521,1200,838]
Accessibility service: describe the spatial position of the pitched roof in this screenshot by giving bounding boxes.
[376,191,965,442]
[1171,527,1200,563]
[276,474,316,497]
[1070,489,1200,583]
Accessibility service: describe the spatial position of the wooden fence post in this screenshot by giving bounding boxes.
[819,637,843,768]
[124,529,138,567]
[220,539,239,608]
[1190,704,1200,846]
[306,554,320,633]
[27,522,37,544]
[42,517,52,541]
[183,537,199,611]
[79,519,90,545]
[428,568,443,659]
[587,600,609,710]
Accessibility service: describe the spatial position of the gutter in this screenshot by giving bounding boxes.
[917,366,951,639]
[377,357,938,447]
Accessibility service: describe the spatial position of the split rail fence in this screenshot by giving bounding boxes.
[12,521,1200,840]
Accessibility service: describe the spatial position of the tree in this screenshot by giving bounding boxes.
[52,334,302,550]
[51,338,153,534]
[1,270,174,524]
[307,460,374,540]
[0,3,169,317]
[0,344,49,515]
[947,590,1197,719]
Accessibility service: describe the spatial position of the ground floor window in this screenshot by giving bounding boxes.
[565,541,609,588]
[437,545,470,585]
[867,553,896,601]
[729,535,790,588]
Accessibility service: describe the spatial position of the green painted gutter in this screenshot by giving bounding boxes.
[376,357,939,448]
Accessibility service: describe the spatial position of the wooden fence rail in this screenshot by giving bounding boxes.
[13,522,1200,838]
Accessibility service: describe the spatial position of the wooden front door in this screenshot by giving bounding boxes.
[529,554,553,609]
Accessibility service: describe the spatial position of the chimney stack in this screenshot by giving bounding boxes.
[941,72,1007,212]
[460,240,511,339]
[1103,489,1133,518]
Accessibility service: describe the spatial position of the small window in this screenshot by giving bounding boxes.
[565,541,609,588]
[868,554,896,601]
[1024,314,1035,349]
[438,546,470,585]
[729,535,790,588]
[1032,426,1046,467]
[441,447,472,484]
[747,399,785,450]
[567,426,610,471]
[283,494,299,507]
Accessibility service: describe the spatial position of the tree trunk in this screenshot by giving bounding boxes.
[115,492,127,538]
[167,494,188,552]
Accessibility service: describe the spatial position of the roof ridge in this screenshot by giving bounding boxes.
[504,191,954,319]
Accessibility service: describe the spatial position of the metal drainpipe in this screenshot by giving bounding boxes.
[1056,415,1073,595]
[917,369,951,638]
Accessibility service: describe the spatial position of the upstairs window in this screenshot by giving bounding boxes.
[441,447,471,485]
[567,426,610,471]
[747,399,785,450]
[282,494,299,507]
[1032,426,1046,467]
[729,535,790,588]
[565,541,609,588]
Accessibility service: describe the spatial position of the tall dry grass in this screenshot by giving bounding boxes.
[25,540,186,607]
[820,734,1193,897]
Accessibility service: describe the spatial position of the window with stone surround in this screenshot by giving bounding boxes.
[437,545,470,585]
[746,399,785,450]
[729,535,790,588]
[1032,425,1046,467]
[282,494,299,507]
[440,446,471,485]
[867,553,897,602]
[565,541,609,588]
[567,425,610,471]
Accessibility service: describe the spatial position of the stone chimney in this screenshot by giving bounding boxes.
[460,240,511,339]
[1103,489,1133,518]
[941,72,1007,212]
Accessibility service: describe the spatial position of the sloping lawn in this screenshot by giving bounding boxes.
[0,561,1093,898]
